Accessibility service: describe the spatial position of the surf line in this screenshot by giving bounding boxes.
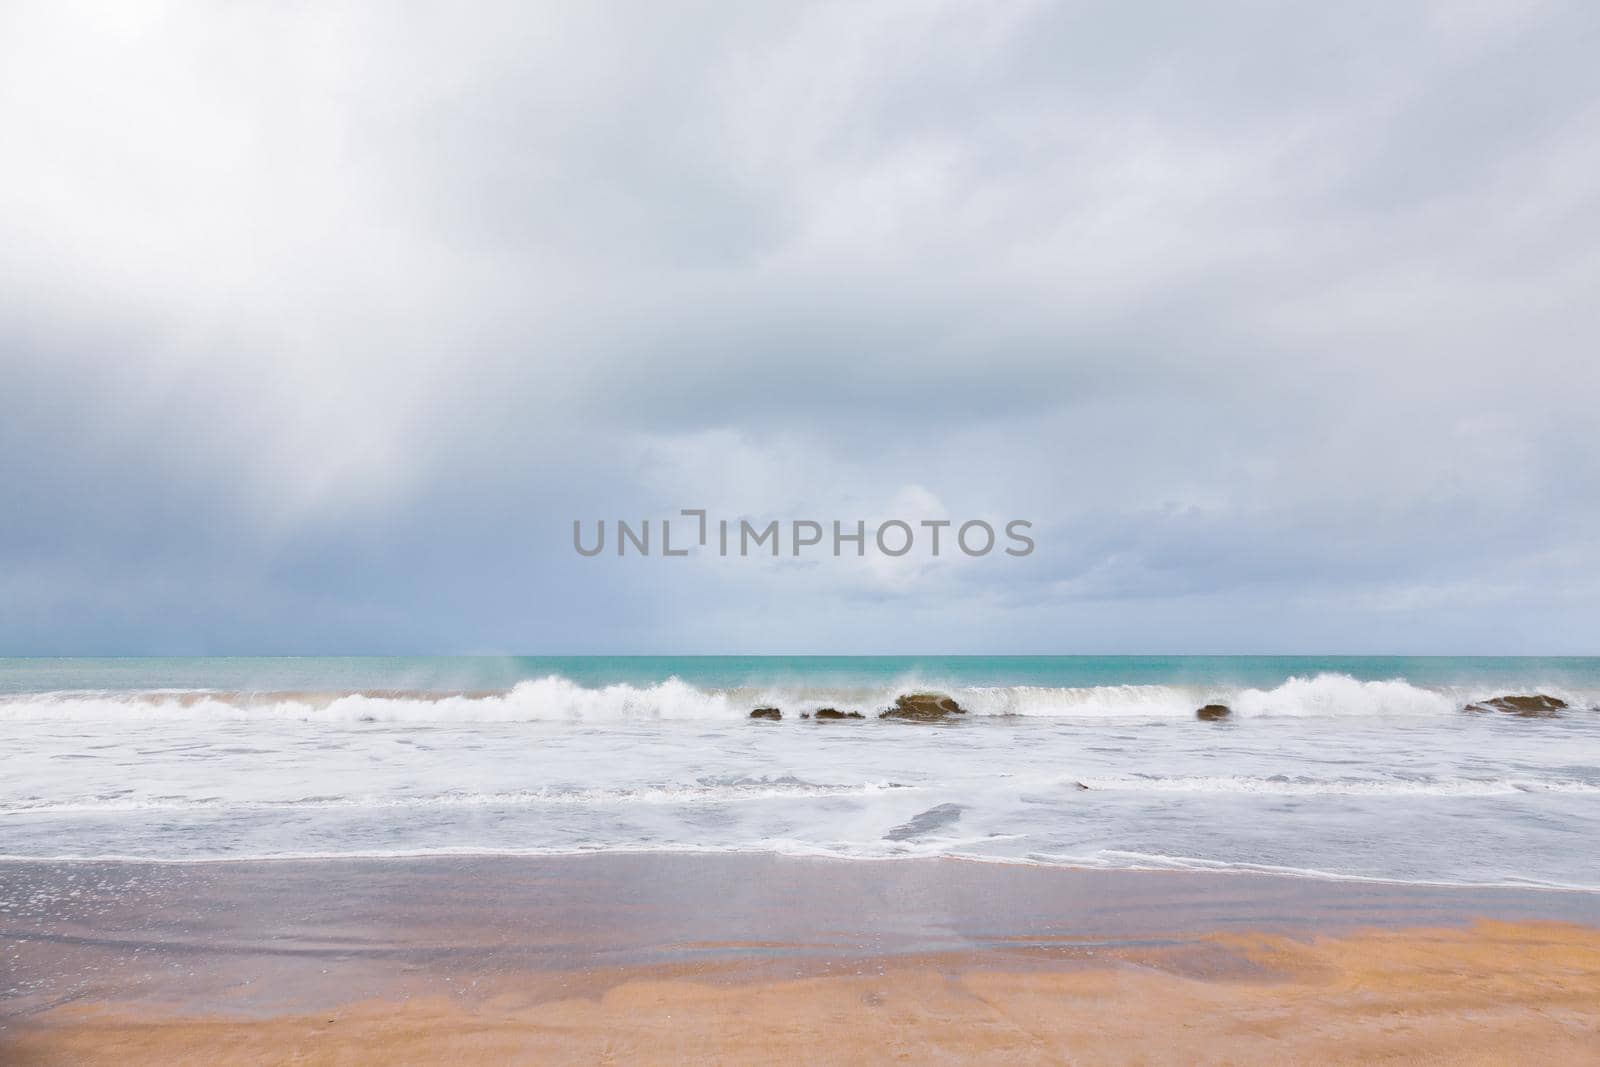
[573,511,1034,559]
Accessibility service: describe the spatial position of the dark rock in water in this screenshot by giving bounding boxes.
[813,708,864,720]
[749,707,782,720]
[1463,694,1568,718]
[884,803,963,841]
[1074,781,1091,790]
[1196,704,1231,721]
[880,693,966,721]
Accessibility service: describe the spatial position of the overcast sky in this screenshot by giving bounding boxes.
[3,1,1598,654]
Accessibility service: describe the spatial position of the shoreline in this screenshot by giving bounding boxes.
[7,853,1600,1062]
[3,847,1597,896]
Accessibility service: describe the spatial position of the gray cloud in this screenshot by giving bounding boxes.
[2,1,1598,654]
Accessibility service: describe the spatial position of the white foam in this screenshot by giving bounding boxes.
[1231,674,1458,717]
[4,670,1596,888]
[958,684,1198,717]
[3,671,1568,722]
[0,778,913,816]
[1016,850,1600,891]
[0,844,1594,893]
[1072,774,1600,797]
[0,676,737,723]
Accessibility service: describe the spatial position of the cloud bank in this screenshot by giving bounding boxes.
[3,1,1598,653]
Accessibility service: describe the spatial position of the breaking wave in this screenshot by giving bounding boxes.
[0,673,1590,723]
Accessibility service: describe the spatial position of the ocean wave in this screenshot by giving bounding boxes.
[1017,850,1600,891]
[0,673,1592,723]
[0,844,1593,892]
[0,776,912,816]
[1071,774,1600,797]
[10,772,1595,818]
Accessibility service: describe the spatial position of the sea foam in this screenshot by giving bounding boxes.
[0,672,1586,722]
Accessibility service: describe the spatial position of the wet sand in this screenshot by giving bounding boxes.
[5,854,1600,1063]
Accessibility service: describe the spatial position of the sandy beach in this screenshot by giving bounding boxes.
[5,854,1600,1064]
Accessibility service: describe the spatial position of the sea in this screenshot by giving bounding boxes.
[2,656,1598,889]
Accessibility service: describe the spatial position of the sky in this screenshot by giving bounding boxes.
[3,1,1599,655]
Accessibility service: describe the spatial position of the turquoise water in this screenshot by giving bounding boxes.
[4,655,1600,694]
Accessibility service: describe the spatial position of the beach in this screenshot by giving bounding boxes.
[5,657,1600,1061]
[5,854,1600,1063]
[9,0,1600,1055]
